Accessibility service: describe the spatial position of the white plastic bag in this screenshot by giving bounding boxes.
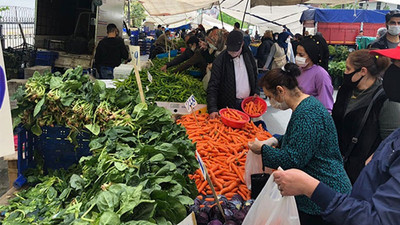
[245,148,274,190]
[242,168,300,225]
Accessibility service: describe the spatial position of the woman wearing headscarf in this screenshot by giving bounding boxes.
[263,32,295,70]
[295,35,334,112]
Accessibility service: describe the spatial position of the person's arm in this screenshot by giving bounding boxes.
[174,50,202,73]
[315,68,334,112]
[120,39,129,60]
[261,114,318,169]
[379,100,400,140]
[94,41,103,66]
[264,44,276,70]
[314,154,400,225]
[207,55,223,114]
[166,49,193,68]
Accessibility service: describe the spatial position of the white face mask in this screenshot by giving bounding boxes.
[270,97,290,110]
[295,55,308,68]
[208,43,217,50]
[388,25,400,36]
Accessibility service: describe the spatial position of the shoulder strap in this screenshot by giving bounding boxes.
[343,88,385,163]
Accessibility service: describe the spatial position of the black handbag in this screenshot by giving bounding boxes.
[250,166,270,199]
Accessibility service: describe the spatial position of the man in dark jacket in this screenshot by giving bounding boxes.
[95,23,129,79]
[369,10,400,49]
[207,30,258,119]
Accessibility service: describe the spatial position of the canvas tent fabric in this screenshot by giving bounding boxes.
[140,0,217,16]
[221,0,309,33]
[306,0,357,4]
[300,9,390,24]
[250,0,309,7]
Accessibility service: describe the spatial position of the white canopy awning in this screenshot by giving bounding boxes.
[146,11,198,27]
[202,14,234,30]
[306,0,357,4]
[250,0,310,7]
[139,0,217,16]
[221,0,309,33]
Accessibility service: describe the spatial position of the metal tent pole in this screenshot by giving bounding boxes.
[241,0,250,29]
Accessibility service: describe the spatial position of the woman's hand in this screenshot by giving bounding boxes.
[209,112,219,119]
[273,169,320,198]
[248,139,264,155]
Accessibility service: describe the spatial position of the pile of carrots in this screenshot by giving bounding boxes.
[243,100,264,116]
[177,112,272,201]
[221,108,247,122]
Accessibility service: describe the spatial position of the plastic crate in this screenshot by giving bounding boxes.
[17,126,91,176]
[35,51,59,66]
[156,50,178,59]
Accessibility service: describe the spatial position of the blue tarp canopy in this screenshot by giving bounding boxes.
[168,24,191,33]
[300,9,389,24]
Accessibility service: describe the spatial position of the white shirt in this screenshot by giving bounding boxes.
[233,55,251,99]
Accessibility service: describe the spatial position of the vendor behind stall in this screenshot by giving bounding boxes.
[207,30,258,119]
[94,23,129,79]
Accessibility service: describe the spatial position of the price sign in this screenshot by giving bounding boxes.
[196,150,207,179]
[147,71,153,83]
[185,95,198,113]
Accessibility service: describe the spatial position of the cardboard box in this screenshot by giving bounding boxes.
[155,101,207,115]
[24,65,51,79]
[7,79,28,109]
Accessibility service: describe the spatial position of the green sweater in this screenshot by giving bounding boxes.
[262,96,352,215]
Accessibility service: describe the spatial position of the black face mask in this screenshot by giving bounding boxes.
[383,64,400,102]
[342,68,363,89]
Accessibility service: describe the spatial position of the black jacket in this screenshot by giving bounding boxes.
[332,85,387,184]
[256,38,274,68]
[207,47,258,113]
[166,49,194,68]
[95,37,129,68]
[369,34,391,49]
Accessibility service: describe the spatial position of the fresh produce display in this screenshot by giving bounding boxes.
[190,194,254,225]
[220,108,248,122]
[1,67,200,224]
[243,101,264,116]
[116,65,207,104]
[12,66,139,138]
[177,112,273,201]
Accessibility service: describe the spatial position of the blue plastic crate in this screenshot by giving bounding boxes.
[35,51,59,66]
[156,50,178,59]
[17,126,91,176]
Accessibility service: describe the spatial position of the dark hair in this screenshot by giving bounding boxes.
[385,10,400,23]
[165,30,171,34]
[186,36,199,46]
[258,63,301,95]
[299,35,329,71]
[234,22,240,29]
[348,49,391,77]
[106,23,117,33]
[294,33,303,41]
[157,25,162,28]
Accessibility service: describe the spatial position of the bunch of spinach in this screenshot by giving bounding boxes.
[3,67,199,224]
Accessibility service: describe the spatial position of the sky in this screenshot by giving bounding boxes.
[0,0,35,8]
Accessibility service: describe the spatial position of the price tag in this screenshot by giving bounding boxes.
[147,71,153,83]
[177,212,196,225]
[185,95,197,113]
[196,150,207,179]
